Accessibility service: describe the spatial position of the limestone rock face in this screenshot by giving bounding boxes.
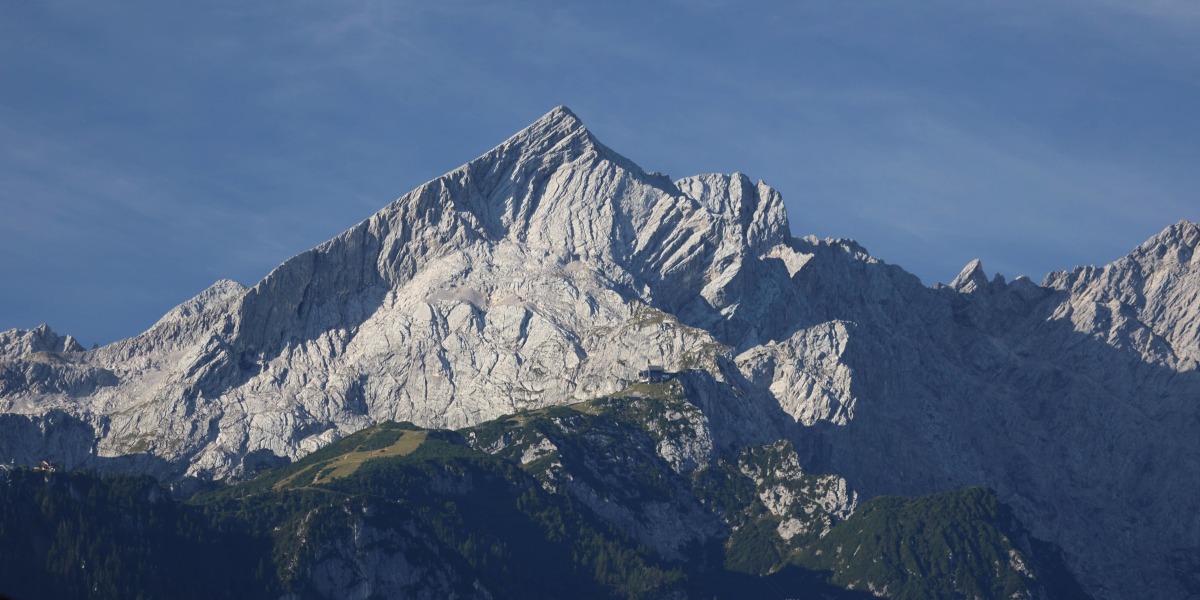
[1043,220,1200,369]
[2,106,1199,599]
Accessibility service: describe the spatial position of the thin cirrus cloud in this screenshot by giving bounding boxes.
[0,0,1197,345]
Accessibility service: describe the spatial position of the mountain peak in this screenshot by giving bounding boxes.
[154,279,248,327]
[950,259,989,293]
[1116,219,1200,273]
[1138,219,1200,253]
[542,105,582,127]
[499,105,593,154]
[0,323,83,360]
[450,105,635,189]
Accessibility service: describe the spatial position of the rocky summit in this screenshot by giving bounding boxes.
[1,106,1198,599]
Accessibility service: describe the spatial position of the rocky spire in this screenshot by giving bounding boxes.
[950,259,989,293]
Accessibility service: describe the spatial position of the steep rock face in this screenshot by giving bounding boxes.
[1044,220,1200,369]
[0,410,100,469]
[737,321,857,426]
[0,106,1197,598]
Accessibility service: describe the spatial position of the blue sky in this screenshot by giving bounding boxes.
[2,1,1198,346]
